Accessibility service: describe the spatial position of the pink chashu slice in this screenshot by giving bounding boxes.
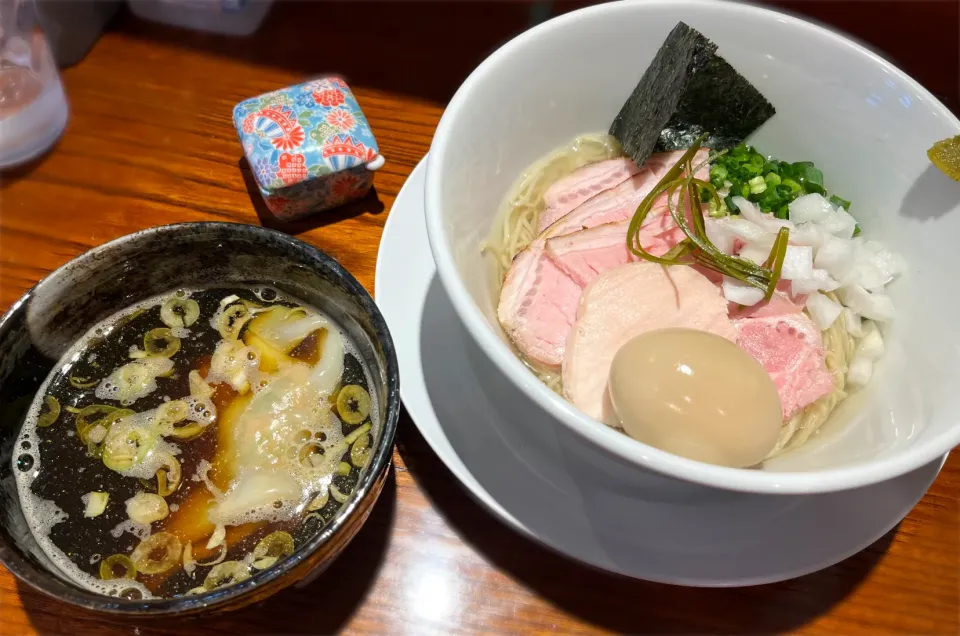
[497,149,708,369]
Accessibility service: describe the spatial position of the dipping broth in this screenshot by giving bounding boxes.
[14,286,379,599]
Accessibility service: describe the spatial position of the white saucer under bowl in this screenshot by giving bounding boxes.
[374,158,946,587]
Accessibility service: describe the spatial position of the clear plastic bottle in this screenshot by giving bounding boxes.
[128,0,274,36]
[0,0,69,169]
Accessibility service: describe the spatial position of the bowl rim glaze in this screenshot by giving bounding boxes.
[0,221,400,615]
[424,0,960,495]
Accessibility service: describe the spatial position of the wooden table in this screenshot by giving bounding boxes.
[1,1,958,634]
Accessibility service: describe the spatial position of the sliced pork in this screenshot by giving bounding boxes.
[497,150,707,368]
[733,298,835,419]
[545,218,682,287]
[539,158,643,232]
[563,262,737,421]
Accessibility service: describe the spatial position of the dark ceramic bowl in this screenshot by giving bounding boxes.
[0,222,400,616]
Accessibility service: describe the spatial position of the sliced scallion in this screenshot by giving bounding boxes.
[37,396,61,428]
[160,297,200,329]
[130,532,181,575]
[69,375,99,390]
[203,561,251,590]
[251,531,294,570]
[144,328,181,358]
[99,554,136,580]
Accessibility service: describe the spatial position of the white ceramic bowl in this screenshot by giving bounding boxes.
[425,0,960,494]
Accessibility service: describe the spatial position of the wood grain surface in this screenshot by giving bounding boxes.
[1,1,958,634]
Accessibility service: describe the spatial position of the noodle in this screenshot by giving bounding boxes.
[484,137,860,457]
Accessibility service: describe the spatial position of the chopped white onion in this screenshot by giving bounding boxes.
[780,245,814,281]
[842,256,889,289]
[814,236,855,281]
[789,194,835,223]
[790,194,856,238]
[738,244,769,265]
[847,355,873,387]
[856,322,885,360]
[733,196,793,231]
[805,292,843,329]
[723,217,774,245]
[791,269,840,296]
[858,240,907,284]
[722,277,765,306]
[704,219,734,254]
[842,308,864,338]
[820,207,858,239]
[789,223,828,248]
[837,285,895,321]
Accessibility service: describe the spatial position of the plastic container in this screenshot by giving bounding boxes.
[0,0,69,170]
[36,0,121,67]
[128,0,273,36]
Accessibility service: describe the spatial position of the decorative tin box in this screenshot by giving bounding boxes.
[233,77,384,221]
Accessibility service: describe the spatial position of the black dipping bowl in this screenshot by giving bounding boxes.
[0,222,400,616]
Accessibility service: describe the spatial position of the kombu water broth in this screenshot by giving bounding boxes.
[13,286,378,599]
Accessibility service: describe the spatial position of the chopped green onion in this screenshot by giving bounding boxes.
[782,178,803,194]
[748,176,767,194]
[724,194,739,214]
[709,143,854,222]
[829,195,851,210]
[797,165,825,194]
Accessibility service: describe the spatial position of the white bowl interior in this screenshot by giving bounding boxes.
[427,0,960,487]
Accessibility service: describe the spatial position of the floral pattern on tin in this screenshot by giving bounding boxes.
[233,76,380,200]
[325,108,356,133]
[313,88,345,108]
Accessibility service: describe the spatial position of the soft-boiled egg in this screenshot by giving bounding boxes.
[607,328,782,468]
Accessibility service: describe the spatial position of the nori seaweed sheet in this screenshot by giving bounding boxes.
[609,21,775,166]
